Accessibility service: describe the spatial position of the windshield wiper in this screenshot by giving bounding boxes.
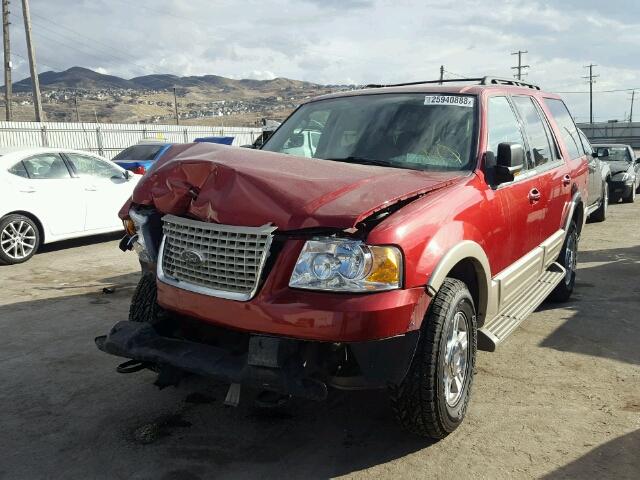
[323,156,403,169]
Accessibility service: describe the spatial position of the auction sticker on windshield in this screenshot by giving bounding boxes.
[424,95,475,107]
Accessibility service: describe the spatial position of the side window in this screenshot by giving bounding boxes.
[487,96,527,167]
[512,96,554,168]
[8,161,29,178]
[66,153,122,179]
[22,154,71,179]
[544,98,583,160]
[578,131,593,155]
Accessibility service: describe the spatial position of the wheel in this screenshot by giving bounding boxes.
[0,214,40,265]
[590,182,608,222]
[550,220,578,302]
[389,278,477,439]
[129,272,163,325]
[624,181,636,203]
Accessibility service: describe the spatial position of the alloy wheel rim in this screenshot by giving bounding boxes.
[443,311,469,407]
[565,232,577,286]
[0,221,36,260]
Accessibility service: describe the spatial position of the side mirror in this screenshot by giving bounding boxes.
[495,142,525,184]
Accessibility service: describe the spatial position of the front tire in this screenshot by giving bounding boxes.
[389,278,477,439]
[0,214,41,265]
[129,272,163,325]
[624,181,636,203]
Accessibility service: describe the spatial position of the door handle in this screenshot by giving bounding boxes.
[528,188,541,203]
[84,186,97,191]
[562,174,571,186]
[20,188,36,193]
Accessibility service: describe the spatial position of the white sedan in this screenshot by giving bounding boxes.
[0,147,140,264]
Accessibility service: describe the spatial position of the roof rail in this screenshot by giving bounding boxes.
[364,76,540,90]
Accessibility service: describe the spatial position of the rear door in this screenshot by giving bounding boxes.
[18,153,85,236]
[63,152,135,231]
[543,98,589,229]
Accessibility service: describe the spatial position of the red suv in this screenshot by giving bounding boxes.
[96,77,589,439]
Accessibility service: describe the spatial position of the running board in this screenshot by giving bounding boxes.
[478,262,566,352]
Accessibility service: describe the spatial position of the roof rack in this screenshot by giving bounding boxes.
[364,76,540,90]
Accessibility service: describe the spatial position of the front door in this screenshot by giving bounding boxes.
[19,153,85,236]
[486,95,546,265]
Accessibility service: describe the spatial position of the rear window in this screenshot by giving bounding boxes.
[8,161,29,178]
[113,144,164,161]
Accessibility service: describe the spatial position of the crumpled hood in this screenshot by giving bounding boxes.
[607,161,632,177]
[129,143,464,230]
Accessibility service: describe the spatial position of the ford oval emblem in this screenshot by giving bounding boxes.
[180,249,205,267]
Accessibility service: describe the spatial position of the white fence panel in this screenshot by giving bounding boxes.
[0,121,262,158]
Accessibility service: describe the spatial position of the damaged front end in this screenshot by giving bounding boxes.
[95,315,420,404]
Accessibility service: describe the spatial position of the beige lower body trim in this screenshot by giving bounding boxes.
[490,228,565,317]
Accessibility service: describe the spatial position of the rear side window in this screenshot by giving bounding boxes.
[8,161,29,178]
[544,98,583,160]
[487,96,527,167]
[22,154,71,179]
[512,96,554,168]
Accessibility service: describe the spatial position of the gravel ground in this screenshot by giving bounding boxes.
[1,202,639,480]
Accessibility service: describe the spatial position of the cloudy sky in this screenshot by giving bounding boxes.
[5,0,640,122]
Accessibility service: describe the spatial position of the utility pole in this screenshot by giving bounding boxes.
[583,64,599,125]
[2,0,12,121]
[173,86,179,125]
[21,0,43,121]
[629,90,635,123]
[511,50,529,80]
[439,65,444,85]
[74,95,80,122]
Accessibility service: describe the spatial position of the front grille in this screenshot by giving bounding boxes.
[158,214,276,301]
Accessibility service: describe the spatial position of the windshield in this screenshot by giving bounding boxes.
[595,146,631,162]
[262,93,477,171]
[113,144,164,161]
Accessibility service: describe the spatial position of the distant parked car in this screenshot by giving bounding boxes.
[112,140,173,175]
[592,144,639,203]
[577,130,610,222]
[0,147,140,264]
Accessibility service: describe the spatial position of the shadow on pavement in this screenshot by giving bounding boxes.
[542,429,640,480]
[0,272,432,479]
[37,231,123,254]
[538,245,640,366]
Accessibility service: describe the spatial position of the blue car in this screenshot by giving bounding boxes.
[112,141,173,175]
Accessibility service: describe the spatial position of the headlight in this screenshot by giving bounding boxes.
[289,238,402,292]
[128,209,149,261]
[621,172,630,182]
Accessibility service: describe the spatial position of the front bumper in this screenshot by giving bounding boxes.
[610,180,634,197]
[156,240,430,342]
[95,320,420,398]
